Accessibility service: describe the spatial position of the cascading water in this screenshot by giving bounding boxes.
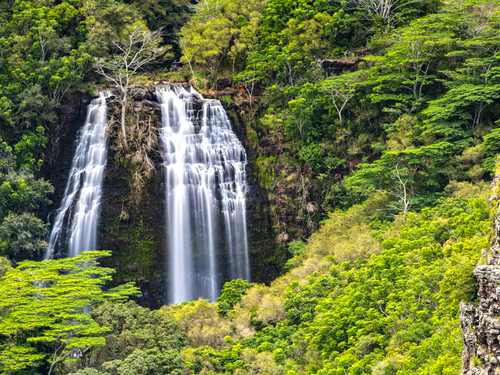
[46,92,109,259]
[157,84,250,303]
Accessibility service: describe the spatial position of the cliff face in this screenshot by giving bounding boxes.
[47,85,281,308]
[40,89,92,228]
[461,175,500,374]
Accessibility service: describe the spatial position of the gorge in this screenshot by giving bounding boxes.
[2,0,500,373]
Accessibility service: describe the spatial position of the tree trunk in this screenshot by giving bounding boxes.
[121,96,128,150]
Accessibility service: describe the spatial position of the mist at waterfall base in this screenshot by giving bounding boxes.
[46,93,109,259]
[157,85,251,304]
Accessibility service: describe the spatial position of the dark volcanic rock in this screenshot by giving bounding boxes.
[40,89,92,226]
[215,78,233,90]
[98,91,167,309]
[212,90,239,98]
[321,59,360,76]
[461,175,500,374]
[45,84,282,306]
[142,99,161,114]
[130,86,150,101]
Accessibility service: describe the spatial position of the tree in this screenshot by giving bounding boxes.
[366,14,456,114]
[287,97,310,140]
[78,300,187,372]
[94,26,165,150]
[177,33,199,77]
[178,0,268,76]
[322,71,362,124]
[0,212,48,261]
[0,251,140,375]
[217,278,252,316]
[344,114,452,215]
[100,348,184,375]
[234,50,263,115]
[0,256,10,277]
[421,34,500,146]
[0,154,53,218]
[348,0,423,26]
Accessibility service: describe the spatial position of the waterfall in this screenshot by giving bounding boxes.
[46,92,109,259]
[157,84,250,303]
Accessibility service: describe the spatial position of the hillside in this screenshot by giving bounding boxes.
[1,0,500,373]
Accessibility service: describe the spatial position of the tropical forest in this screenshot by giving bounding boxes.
[1,0,500,373]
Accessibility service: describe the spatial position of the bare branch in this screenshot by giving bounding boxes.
[94,26,164,150]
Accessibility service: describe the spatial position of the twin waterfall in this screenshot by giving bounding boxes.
[47,85,250,303]
[46,93,109,259]
[157,85,250,303]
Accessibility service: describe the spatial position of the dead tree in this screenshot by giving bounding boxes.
[94,26,164,150]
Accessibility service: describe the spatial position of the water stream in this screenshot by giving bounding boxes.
[46,92,109,259]
[157,85,250,303]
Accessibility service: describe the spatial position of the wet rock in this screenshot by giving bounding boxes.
[192,100,203,111]
[39,89,93,230]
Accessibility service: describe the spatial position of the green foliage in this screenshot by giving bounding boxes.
[15,84,58,132]
[365,13,457,114]
[0,251,140,374]
[0,212,48,261]
[105,217,158,281]
[1,2,500,375]
[77,301,187,374]
[0,156,53,218]
[163,299,238,349]
[100,348,183,375]
[177,195,490,375]
[179,0,269,75]
[217,279,252,317]
[13,126,48,171]
[299,143,324,172]
[482,127,500,171]
[0,256,11,277]
[0,153,53,263]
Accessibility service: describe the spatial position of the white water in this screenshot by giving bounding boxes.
[46,93,109,259]
[157,85,250,303]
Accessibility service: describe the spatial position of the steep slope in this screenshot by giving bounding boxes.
[461,174,500,374]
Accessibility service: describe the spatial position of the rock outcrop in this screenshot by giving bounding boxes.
[46,84,283,307]
[321,58,361,75]
[97,85,280,307]
[461,175,500,374]
[40,89,92,228]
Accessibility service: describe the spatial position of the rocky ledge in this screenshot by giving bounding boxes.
[461,175,500,374]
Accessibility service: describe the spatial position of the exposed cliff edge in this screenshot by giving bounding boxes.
[45,84,281,308]
[461,174,500,374]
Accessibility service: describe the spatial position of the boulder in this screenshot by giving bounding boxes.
[129,86,149,101]
[142,100,160,113]
[321,59,360,76]
[143,100,160,109]
[216,78,233,90]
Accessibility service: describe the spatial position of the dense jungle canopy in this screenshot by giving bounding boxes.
[1,0,500,373]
